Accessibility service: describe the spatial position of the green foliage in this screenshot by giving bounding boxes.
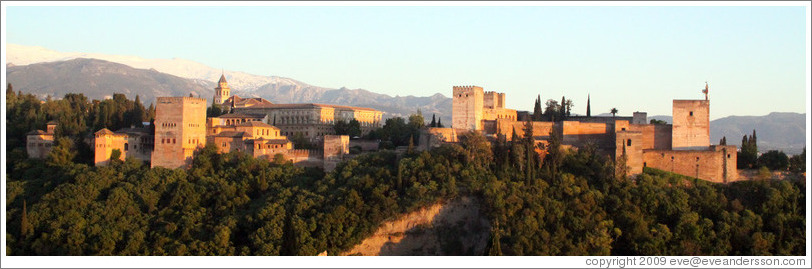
[649,119,667,125]
[334,119,361,138]
[290,132,316,149]
[6,93,805,256]
[788,148,805,173]
[738,130,759,169]
[758,150,789,171]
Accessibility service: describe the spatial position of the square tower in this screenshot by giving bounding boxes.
[452,86,484,131]
[152,97,207,169]
[672,100,710,150]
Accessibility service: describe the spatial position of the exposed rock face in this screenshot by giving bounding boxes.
[343,196,490,256]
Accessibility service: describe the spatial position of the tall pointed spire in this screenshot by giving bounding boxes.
[586,94,591,117]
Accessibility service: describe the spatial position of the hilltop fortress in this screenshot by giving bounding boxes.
[430,84,738,183]
[47,74,379,171]
[26,75,737,182]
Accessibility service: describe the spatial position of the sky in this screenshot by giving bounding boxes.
[3,2,809,119]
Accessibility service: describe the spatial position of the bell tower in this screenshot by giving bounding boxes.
[213,73,231,105]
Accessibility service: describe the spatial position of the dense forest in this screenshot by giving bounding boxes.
[4,87,807,256]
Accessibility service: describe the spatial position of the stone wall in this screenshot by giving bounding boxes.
[642,145,738,183]
[151,97,207,169]
[672,100,710,150]
[615,131,644,175]
[630,124,672,150]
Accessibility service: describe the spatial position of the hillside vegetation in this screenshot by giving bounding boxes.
[5,92,806,256]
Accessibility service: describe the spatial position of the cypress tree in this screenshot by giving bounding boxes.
[430,114,437,127]
[586,94,591,117]
[533,95,543,121]
[21,200,31,238]
[437,118,443,128]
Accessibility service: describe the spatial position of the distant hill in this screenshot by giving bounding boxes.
[6,58,214,103]
[710,112,806,155]
[6,57,452,122]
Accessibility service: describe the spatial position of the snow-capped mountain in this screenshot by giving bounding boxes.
[6,43,305,91]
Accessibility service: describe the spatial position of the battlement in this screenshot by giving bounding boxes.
[452,85,484,93]
[157,96,207,104]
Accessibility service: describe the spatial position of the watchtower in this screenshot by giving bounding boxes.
[452,85,484,131]
[151,97,207,169]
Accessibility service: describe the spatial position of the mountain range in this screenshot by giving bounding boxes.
[6,44,451,121]
[5,44,805,153]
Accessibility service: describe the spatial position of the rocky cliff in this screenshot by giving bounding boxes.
[342,196,490,256]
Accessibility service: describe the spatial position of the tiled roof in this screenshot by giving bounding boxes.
[214,131,247,138]
[235,121,274,128]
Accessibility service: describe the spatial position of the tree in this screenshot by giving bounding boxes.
[21,200,32,238]
[48,137,77,166]
[650,119,667,125]
[719,136,727,146]
[533,95,543,121]
[430,114,437,127]
[788,147,805,173]
[347,119,362,138]
[407,135,415,154]
[437,118,443,128]
[543,99,560,121]
[738,130,759,169]
[586,94,591,117]
[523,119,536,184]
[110,149,123,164]
[610,108,618,117]
[758,150,788,171]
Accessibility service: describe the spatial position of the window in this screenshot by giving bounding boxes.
[696,157,700,161]
[173,138,176,144]
[621,128,626,131]
[124,143,128,151]
[689,111,694,116]
[727,154,731,158]
[626,139,632,146]
[643,162,647,167]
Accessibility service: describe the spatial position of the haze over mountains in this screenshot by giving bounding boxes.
[6,44,451,121]
[5,44,806,153]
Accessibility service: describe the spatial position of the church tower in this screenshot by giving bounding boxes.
[213,73,231,105]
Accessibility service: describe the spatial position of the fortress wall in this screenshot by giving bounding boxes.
[642,145,738,183]
[504,121,555,141]
[630,124,673,150]
[561,121,614,149]
[616,131,644,175]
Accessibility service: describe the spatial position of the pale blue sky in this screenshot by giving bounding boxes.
[4,4,809,119]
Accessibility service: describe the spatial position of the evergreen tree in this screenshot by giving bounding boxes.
[430,114,437,127]
[560,96,567,120]
[437,118,443,128]
[586,94,591,117]
[407,135,415,154]
[719,136,727,145]
[533,95,543,121]
[523,118,535,184]
[21,200,31,238]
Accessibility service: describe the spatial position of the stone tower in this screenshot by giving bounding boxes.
[151,97,207,169]
[672,99,710,150]
[452,86,484,131]
[213,74,231,105]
